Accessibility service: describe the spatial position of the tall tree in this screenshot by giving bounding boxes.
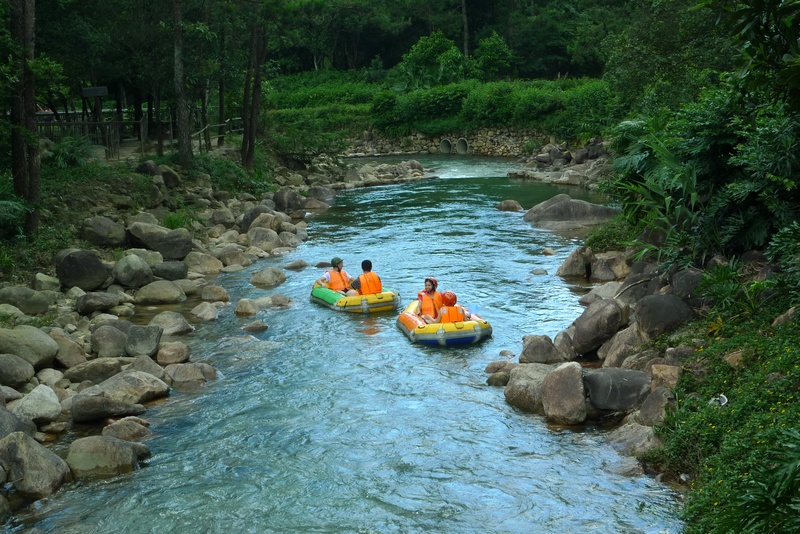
[240,6,268,169]
[9,0,40,235]
[173,0,192,167]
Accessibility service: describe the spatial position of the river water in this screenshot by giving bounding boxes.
[7,156,682,533]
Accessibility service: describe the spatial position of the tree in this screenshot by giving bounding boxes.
[173,0,192,167]
[473,31,513,80]
[701,0,800,111]
[9,0,40,236]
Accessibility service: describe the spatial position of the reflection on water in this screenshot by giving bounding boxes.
[5,156,682,534]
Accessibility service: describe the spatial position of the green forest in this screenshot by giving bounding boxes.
[2,0,800,532]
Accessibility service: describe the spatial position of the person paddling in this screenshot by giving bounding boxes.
[316,256,356,295]
[417,277,443,323]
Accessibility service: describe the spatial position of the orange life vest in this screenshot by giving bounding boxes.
[357,271,382,295]
[326,269,350,291]
[439,305,466,323]
[418,290,443,318]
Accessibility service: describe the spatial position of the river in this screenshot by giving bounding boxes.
[6,155,682,533]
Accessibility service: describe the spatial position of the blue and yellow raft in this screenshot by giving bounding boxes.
[396,300,492,346]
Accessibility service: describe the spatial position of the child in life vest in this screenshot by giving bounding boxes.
[433,291,470,323]
[316,256,356,295]
[417,277,443,323]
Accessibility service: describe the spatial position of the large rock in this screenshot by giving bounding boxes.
[571,299,629,355]
[102,417,152,441]
[125,325,163,357]
[583,368,651,412]
[525,196,619,232]
[98,370,170,404]
[54,249,109,291]
[0,326,59,369]
[250,267,286,288]
[135,280,187,305]
[148,311,193,336]
[63,358,124,384]
[90,325,128,359]
[598,324,646,368]
[183,251,224,275]
[81,216,127,248]
[519,335,567,364]
[0,353,35,389]
[66,435,151,478]
[0,287,50,315]
[112,254,154,288]
[127,222,193,260]
[7,384,62,424]
[503,363,554,414]
[75,292,122,315]
[542,362,587,425]
[273,186,305,213]
[0,432,72,499]
[71,393,146,422]
[164,362,217,385]
[0,407,37,439]
[635,294,694,340]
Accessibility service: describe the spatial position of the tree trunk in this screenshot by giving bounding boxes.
[462,0,470,56]
[201,80,211,152]
[173,0,192,167]
[217,20,226,147]
[241,23,267,169]
[10,0,41,236]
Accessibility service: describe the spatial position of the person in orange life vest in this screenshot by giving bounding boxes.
[433,291,471,323]
[316,256,356,295]
[350,259,383,295]
[417,277,443,323]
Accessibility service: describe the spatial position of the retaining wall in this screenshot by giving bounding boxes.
[346,128,544,158]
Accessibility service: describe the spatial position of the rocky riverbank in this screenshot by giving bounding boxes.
[0,156,431,521]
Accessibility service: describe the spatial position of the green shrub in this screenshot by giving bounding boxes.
[548,79,616,140]
[514,86,563,124]
[43,136,94,168]
[583,214,641,253]
[162,211,190,229]
[394,82,476,128]
[461,82,517,127]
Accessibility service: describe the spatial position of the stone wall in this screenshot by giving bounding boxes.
[346,127,543,158]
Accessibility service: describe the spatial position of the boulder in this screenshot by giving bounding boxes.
[635,294,694,340]
[90,325,128,358]
[98,370,170,404]
[66,435,151,478]
[250,267,286,288]
[0,287,50,315]
[503,363,554,414]
[81,216,127,248]
[0,326,59,369]
[75,292,122,315]
[0,432,71,499]
[7,384,62,424]
[571,299,629,355]
[127,222,193,260]
[584,368,651,412]
[164,362,217,385]
[125,325,163,357]
[63,358,124,384]
[148,311,193,336]
[0,354,35,389]
[135,280,187,305]
[71,393,146,423]
[542,362,587,425]
[183,251,224,275]
[112,254,154,288]
[102,417,152,441]
[54,249,109,291]
[519,335,566,364]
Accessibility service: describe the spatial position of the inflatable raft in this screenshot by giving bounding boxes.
[310,283,401,314]
[396,301,492,346]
